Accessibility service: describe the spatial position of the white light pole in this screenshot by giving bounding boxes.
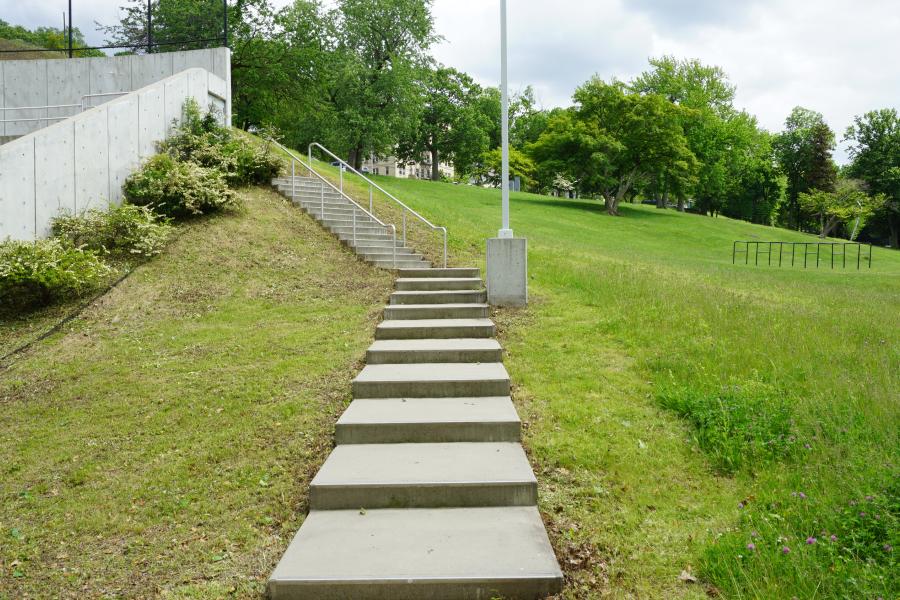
[486,0,527,307]
[499,0,513,239]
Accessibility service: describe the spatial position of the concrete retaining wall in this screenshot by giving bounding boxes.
[0,48,232,140]
[0,67,227,241]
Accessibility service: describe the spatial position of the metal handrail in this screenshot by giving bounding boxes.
[0,93,129,124]
[308,142,448,268]
[270,139,398,269]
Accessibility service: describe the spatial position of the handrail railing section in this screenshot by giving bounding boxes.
[308,142,448,268]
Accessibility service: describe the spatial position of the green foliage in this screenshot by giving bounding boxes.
[51,204,173,260]
[703,478,898,598]
[160,99,283,186]
[799,179,885,238]
[774,107,839,230]
[0,18,104,57]
[123,154,237,218]
[476,147,536,189]
[657,379,796,474]
[0,239,112,310]
[845,108,900,248]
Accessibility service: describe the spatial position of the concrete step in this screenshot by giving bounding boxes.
[309,442,536,509]
[390,290,487,305]
[353,362,509,398]
[366,338,502,364]
[371,259,431,269]
[330,225,391,236]
[335,397,520,444]
[383,303,489,320]
[398,268,481,279]
[322,218,382,229]
[268,506,563,599]
[361,251,426,263]
[396,277,483,292]
[375,319,495,340]
[347,239,406,249]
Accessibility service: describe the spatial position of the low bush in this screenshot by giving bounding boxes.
[123,154,237,218]
[0,239,112,310]
[657,378,796,473]
[51,204,172,260]
[159,99,283,186]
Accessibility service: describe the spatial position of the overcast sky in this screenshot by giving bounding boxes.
[3,0,898,162]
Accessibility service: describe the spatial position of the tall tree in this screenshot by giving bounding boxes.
[632,55,736,117]
[773,107,838,230]
[398,65,488,180]
[845,109,900,248]
[329,0,436,169]
[799,179,884,239]
[529,78,697,215]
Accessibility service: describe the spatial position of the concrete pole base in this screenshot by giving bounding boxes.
[486,237,528,307]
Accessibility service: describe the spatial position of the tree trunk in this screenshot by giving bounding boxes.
[348,144,364,171]
[677,198,686,212]
[431,148,440,181]
[889,213,899,249]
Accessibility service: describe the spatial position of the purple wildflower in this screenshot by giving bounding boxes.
[747,543,756,551]
[830,534,838,542]
[806,537,817,545]
[782,546,791,555]
[799,492,807,500]
[751,531,759,538]
[860,512,867,517]
[804,443,811,450]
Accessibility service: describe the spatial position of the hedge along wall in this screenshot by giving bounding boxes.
[0,67,228,241]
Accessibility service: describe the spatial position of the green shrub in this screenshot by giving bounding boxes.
[657,378,796,473]
[51,204,172,260]
[0,239,112,310]
[123,154,237,218]
[159,99,283,186]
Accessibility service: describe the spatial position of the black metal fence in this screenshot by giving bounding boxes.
[0,0,228,58]
[732,241,873,270]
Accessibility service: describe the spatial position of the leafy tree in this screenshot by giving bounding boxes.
[99,0,230,52]
[398,65,489,179]
[798,179,884,239]
[530,78,697,215]
[327,0,436,169]
[632,55,736,117]
[477,148,536,189]
[845,109,900,248]
[773,107,838,230]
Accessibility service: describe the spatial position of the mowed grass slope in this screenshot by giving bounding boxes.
[0,188,393,597]
[318,166,899,598]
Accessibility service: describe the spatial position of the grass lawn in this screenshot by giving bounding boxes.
[307,162,900,599]
[0,187,393,597]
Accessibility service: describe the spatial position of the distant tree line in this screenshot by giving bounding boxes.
[18,0,899,247]
[0,19,104,57]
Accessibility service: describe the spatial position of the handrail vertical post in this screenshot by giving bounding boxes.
[402,210,407,245]
[831,244,835,269]
[754,242,759,266]
[768,242,772,266]
[291,159,295,200]
[869,244,873,268]
[443,229,448,268]
[804,243,808,268]
[352,206,356,246]
[392,226,397,269]
[792,243,796,267]
[369,185,373,213]
[858,244,862,270]
[816,243,821,268]
[778,242,783,267]
[320,180,324,215]
[732,241,736,265]
[340,166,344,194]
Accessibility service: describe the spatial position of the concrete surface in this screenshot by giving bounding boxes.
[486,237,528,307]
[366,338,502,363]
[352,362,510,398]
[268,507,563,600]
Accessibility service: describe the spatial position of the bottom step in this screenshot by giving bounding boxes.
[268,506,563,600]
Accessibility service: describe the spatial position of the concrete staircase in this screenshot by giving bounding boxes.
[268,179,563,599]
[273,177,430,269]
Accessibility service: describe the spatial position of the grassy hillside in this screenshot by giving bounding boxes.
[0,188,393,597]
[310,164,899,598]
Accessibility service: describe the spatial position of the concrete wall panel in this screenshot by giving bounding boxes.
[107,95,141,205]
[164,76,189,134]
[74,109,110,212]
[0,138,36,240]
[46,60,90,122]
[2,61,47,137]
[138,85,166,160]
[188,69,208,109]
[34,123,76,236]
[132,53,174,90]
[174,48,214,76]
[89,56,133,99]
